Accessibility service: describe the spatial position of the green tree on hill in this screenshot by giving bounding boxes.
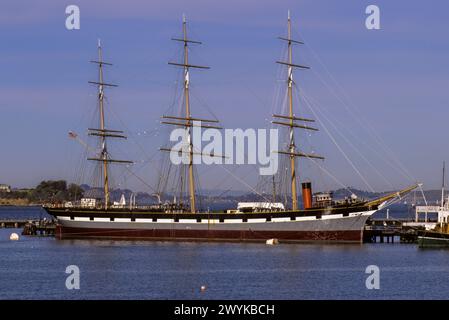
[67,183,84,200]
[28,180,84,203]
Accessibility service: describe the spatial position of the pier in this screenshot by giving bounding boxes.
[0,219,56,236]
[0,219,29,229]
[363,218,425,243]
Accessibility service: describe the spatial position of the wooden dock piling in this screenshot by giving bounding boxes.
[0,219,56,236]
[363,219,421,244]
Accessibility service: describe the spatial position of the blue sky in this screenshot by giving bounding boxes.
[0,0,448,193]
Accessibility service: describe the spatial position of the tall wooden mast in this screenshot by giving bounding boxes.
[98,41,110,207]
[182,15,196,213]
[87,40,132,209]
[272,11,324,210]
[163,15,221,213]
[286,11,297,210]
[442,161,446,207]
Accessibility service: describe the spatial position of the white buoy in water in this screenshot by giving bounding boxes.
[266,238,279,245]
[10,233,19,241]
[200,285,207,292]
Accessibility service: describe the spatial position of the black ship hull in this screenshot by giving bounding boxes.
[44,204,379,243]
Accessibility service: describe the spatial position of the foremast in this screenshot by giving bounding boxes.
[272,11,324,210]
[87,40,132,209]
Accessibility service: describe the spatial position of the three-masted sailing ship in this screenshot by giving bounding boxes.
[43,13,417,243]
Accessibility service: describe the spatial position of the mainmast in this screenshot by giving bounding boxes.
[272,11,324,210]
[87,40,132,209]
[162,15,221,213]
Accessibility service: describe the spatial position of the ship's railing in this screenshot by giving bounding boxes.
[44,203,175,211]
[42,203,68,208]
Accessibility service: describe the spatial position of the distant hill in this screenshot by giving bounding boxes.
[327,188,385,200]
[328,188,445,205]
[3,180,442,207]
[79,184,426,203]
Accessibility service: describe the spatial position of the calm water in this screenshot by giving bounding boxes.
[0,207,448,300]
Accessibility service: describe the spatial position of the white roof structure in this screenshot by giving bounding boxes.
[237,202,285,211]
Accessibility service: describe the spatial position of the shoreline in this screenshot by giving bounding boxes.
[0,204,42,209]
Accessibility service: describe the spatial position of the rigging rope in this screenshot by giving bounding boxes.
[293,83,375,192]
[219,165,272,203]
[418,183,428,207]
[300,88,395,190]
[305,155,356,196]
[301,38,415,182]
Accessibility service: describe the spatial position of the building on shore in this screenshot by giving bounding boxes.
[0,184,11,193]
